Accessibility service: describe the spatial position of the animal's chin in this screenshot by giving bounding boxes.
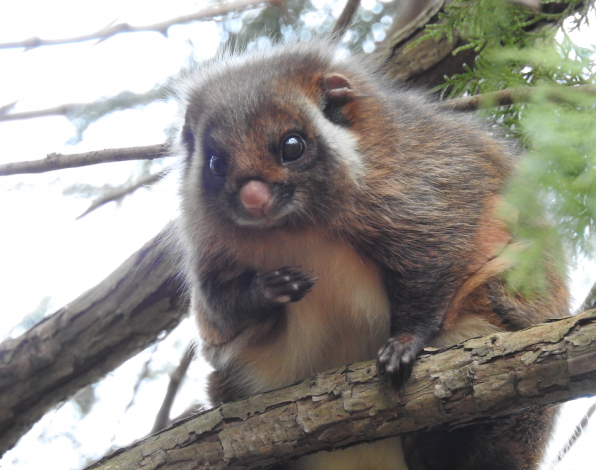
[233,211,289,229]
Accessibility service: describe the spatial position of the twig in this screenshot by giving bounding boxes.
[124,346,158,414]
[0,0,278,51]
[0,101,17,117]
[331,0,361,40]
[576,280,596,314]
[151,344,195,434]
[76,169,167,220]
[551,401,596,467]
[441,84,596,111]
[168,401,205,425]
[0,144,167,176]
[0,84,164,123]
[0,103,87,122]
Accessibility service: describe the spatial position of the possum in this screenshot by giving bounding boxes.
[173,40,569,470]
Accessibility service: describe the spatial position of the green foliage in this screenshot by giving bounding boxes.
[418,0,596,295]
[505,90,596,295]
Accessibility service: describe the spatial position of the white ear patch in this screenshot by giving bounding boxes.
[304,102,365,187]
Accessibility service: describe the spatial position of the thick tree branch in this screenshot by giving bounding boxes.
[0,0,279,51]
[85,309,596,470]
[0,227,186,455]
[375,0,452,82]
[0,144,167,176]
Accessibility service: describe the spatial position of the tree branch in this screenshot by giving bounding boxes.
[441,84,596,111]
[552,401,596,466]
[375,0,586,89]
[76,169,167,220]
[4,83,595,178]
[151,344,195,434]
[331,0,361,39]
[577,280,596,314]
[0,144,167,176]
[0,0,279,51]
[0,227,186,455]
[85,309,596,470]
[0,103,89,122]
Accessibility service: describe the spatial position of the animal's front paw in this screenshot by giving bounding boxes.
[377,334,424,390]
[257,266,317,307]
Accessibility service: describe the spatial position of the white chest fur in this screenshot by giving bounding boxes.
[206,229,391,396]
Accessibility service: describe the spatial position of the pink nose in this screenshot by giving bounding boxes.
[239,180,272,215]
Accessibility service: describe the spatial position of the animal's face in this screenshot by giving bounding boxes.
[180,58,364,230]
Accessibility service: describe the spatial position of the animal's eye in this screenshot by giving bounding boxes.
[209,155,226,177]
[281,135,306,163]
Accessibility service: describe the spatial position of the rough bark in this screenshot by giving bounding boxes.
[86,310,596,470]
[375,0,584,89]
[0,227,186,455]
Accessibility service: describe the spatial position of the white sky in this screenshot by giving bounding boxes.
[0,1,595,469]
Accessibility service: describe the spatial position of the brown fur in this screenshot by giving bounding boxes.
[173,41,569,470]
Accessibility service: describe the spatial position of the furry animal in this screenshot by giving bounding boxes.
[173,41,568,470]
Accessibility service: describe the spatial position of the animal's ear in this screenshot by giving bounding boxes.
[321,73,356,104]
[320,73,357,125]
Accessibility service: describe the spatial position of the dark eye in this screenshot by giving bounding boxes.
[209,155,226,177]
[281,135,306,163]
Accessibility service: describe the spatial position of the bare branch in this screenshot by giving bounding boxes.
[577,280,596,314]
[76,169,167,220]
[0,0,279,51]
[169,402,206,425]
[0,227,186,455]
[86,310,596,470]
[151,344,196,434]
[0,103,88,122]
[0,84,165,126]
[441,84,596,111]
[331,0,361,40]
[0,144,168,176]
[0,101,17,118]
[124,345,158,414]
[552,401,596,467]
